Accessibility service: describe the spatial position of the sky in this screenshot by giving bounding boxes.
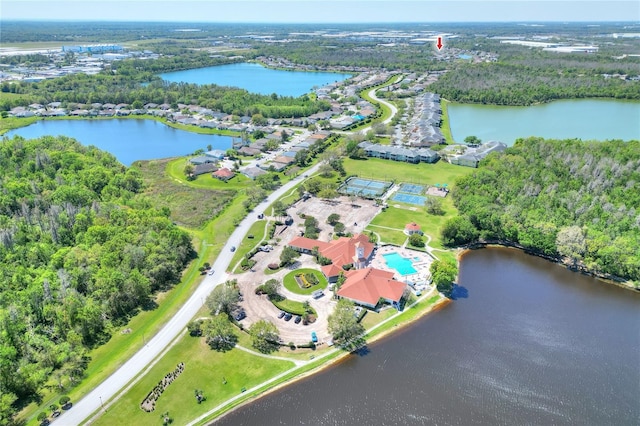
[2,0,639,23]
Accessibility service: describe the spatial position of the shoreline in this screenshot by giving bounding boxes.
[207,293,450,425]
[459,243,639,292]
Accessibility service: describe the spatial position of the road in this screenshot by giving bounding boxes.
[59,162,324,425]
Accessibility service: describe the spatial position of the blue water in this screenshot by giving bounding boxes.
[4,119,233,166]
[158,62,352,97]
[458,54,472,60]
[448,99,640,145]
[383,252,417,275]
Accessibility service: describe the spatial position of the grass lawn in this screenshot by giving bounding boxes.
[270,297,316,316]
[343,157,472,187]
[440,99,456,144]
[0,115,39,134]
[229,220,268,273]
[92,331,293,426]
[283,268,328,295]
[166,157,253,191]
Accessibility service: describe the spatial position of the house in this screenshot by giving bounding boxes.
[238,146,261,156]
[205,149,226,160]
[404,222,423,236]
[242,166,267,180]
[212,168,235,181]
[337,268,407,309]
[193,163,218,176]
[189,156,215,165]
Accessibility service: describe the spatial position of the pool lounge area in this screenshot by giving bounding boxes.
[383,252,418,275]
[369,245,433,282]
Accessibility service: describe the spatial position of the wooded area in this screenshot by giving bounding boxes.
[0,136,194,418]
[443,137,640,282]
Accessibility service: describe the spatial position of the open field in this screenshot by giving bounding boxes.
[343,157,473,187]
[229,220,268,273]
[92,330,293,426]
[136,159,237,229]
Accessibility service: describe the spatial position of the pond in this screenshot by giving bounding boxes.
[4,119,233,166]
[214,248,640,425]
[448,99,640,145]
[158,62,352,97]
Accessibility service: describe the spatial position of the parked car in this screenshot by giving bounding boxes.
[234,310,246,321]
[278,310,286,319]
[294,315,302,324]
[311,331,318,343]
[312,290,324,299]
[284,312,293,321]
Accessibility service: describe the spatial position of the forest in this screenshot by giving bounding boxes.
[0,136,194,419]
[442,137,640,283]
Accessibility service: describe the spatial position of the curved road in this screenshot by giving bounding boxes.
[59,163,323,425]
[60,76,400,425]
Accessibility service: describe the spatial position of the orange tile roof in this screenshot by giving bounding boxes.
[337,267,406,306]
[212,167,234,178]
[321,263,343,278]
[289,236,330,252]
[405,222,421,231]
[321,233,374,268]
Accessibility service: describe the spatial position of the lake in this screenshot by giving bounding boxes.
[158,62,352,97]
[215,248,640,425]
[448,99,640,145]
[4,119,233,166]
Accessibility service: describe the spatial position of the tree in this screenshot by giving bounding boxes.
[183,163,194,178]
[317,187,338,200]
[204,316,238,352]
[334,222,346,236]
[408,233,425,248]
[187,319,204,336]
[248,320,280,353]
[328,299,365,351]
[441,216,479,246]
[464,135,481,145]
[319,162,334,178]
[271,200,287,218]
[280,246,300,267]
[205,281,240,315]
[425,196,445,215]
[556,225,586,267]
[430,259,458,296]
[327,213,340,225]
[262,278,282,297]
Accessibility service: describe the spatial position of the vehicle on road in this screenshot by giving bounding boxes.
[230,246,236,252]
[312,290,324,299]
[208,269,215,276]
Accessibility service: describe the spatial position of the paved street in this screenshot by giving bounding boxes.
[58,162,323,425]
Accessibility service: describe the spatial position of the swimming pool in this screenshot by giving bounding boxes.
[383,252,417,275]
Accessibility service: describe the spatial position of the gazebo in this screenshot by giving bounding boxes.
[404,222,422,236]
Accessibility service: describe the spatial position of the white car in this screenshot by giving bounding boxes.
[208,270,215,276]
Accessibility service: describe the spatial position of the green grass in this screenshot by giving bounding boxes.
[440,98,456,144]
[0,115,39,134]
[166,157,253,191]
[229,220,268,273]
[343,157,472,186]
[270,297,316,316]
[283,268,328,295]
[92,331,293,426]
[343,157,472,251]
[20,160,249,425]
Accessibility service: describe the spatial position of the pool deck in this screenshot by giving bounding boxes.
[368,244,433,283]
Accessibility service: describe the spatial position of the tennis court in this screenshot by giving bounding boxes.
[391,193,427,205]
[399,183,425,194]
[339,177,392,198]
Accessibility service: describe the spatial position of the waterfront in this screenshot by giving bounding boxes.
[215,247,640,425]
[448,99,640,145]
[4,119,232,166]
[158,62,352,97]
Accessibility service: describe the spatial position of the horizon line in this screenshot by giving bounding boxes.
[2,19,639,24]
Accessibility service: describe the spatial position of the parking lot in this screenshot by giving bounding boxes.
[232,195,381,344]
